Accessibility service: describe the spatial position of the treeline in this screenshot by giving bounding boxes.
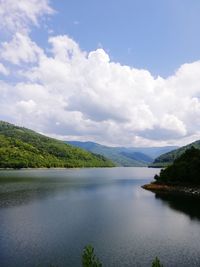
[153,139,200,167]
[82,245,163,267]
[48,245,164,267]
[155,147,200,185]
[0,121,114,169]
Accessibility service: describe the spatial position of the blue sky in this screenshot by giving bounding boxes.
[1,0,200,147]
[32,0,200,77]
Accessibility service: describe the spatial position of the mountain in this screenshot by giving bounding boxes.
[66,141,178,167]
[0,121,114,168]
[154,147,200,185]
[153,139,200,167]
[131,146,179,159]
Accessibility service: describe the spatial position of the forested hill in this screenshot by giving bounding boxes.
[155,147,200,185]
[0,121,114,168]
[152,139,200,167]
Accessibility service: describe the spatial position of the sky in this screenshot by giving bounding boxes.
[0,0,200,147]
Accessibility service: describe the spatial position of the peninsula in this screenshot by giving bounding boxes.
[143,147,200,198]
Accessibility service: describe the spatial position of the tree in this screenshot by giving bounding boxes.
[82,245,102,267]
[154,147,200,185]
[152,257,164,267]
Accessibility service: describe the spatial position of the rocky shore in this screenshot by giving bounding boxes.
[142,183,200,198]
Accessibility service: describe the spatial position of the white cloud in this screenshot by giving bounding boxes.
[49,35,85,63]
[16,99,37,113]
[88,49,110,63]
[1,32,43,65]
[0,0,54,33]
[0,62,9,75]
[161,114,187,136]
[1,34,200,146]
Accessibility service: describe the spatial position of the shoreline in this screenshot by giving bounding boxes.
[0,166,116,171]
[142,183,200,198]
[0,166,152,171]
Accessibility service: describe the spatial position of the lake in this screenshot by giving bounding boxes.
[0,167,200,267]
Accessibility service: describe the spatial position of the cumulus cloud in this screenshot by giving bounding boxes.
[1,32,43,64]
[1,33,200,146]
[0,0,54,33]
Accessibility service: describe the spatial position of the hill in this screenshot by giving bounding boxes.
[0,121,114,168]
[154,147,200,185]
[66,141,177,167]
[152,140,200,167]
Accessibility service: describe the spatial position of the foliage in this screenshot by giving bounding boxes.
[155,147,200,185]
[153,139,200,166]
[81,245,164,267]
[82,245,102,267]
[152,257,164,267]
[0,121,114,168]
[45,246,165,267]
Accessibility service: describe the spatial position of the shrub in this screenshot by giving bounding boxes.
[82,245,102,267]
[152,257,164,267]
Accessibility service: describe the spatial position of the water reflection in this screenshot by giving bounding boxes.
[1,168,200,267]
[0,175,140,208]
[0,185,64,208]
[155,193,200,221]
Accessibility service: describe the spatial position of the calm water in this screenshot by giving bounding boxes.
[0,167,200,267]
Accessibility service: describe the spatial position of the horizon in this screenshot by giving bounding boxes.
[1,119,180,149]
[1,1,200,147]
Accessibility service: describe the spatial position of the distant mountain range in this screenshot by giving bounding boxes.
[66,141,178,167]
[0,121,114,168]
[152,139,200,167]
[1,120,186,169]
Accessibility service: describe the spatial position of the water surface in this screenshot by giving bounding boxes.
[0,167,200,267]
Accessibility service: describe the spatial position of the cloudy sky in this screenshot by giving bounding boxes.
[1,0,200,147]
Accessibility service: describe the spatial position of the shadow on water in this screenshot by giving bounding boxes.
[155,193,200,221]
[0,187,65,208]
[0,176,138,208]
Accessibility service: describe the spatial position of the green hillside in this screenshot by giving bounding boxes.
[152,140,200,167]
[0,121,114,168]
[155,147,200,185]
